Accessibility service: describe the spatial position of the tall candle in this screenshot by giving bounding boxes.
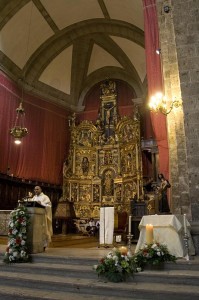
[128,215,132,233]
[183,214,187,234]
[146,224,154,244]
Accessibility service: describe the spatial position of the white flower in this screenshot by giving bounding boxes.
[12,229,18,235]
[21,228,26,234]
[157,251,161,256]
[9,238,15,245]
[151,244,157,249]
[21,240,26,246]
[13,251,18,257]
[9,222,14,228]
[125,256,129,261]
[137,267,142,272]
[20,250,27,258]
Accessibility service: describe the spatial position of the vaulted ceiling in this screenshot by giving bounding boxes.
[0,0,146,111]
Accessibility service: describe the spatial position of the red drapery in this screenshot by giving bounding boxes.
[143,0,169,180]
[0,72,69,185]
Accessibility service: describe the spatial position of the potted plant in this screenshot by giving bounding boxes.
[94,247,136,282]
[132,242,176,271]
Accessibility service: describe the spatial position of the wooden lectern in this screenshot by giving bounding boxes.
[26,207,46,254]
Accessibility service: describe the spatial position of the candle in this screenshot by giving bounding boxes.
[128,215,132,233]
[146,224,154,244]
[183,214,187,234]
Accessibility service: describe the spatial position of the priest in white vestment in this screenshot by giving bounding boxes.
[32,186,53,249]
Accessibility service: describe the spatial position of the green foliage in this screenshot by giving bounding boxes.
[132,242,177,270]
[3,206,31,263]
[94,248,136,282]
[94,243,177,282]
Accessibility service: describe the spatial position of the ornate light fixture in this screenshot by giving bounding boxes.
[148,92,181,115]
[10,100,28,145]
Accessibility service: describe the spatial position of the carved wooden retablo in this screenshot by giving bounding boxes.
[63,80,143,219]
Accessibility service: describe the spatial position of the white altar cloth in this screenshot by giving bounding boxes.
[135,215,195,258]
[99,207,114,245]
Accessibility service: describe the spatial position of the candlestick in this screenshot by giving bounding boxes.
[146,224,153,244]
[128,215,132,233]
[183,214,187,234]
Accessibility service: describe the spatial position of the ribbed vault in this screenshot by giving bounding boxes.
[0,0,146,111]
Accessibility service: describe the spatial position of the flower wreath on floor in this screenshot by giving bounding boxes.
[132,242,177,270]
[94,246,136,282]
[3,205,32,264]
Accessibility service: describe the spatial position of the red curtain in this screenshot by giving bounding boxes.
[0,72,69,185]
[143,0,169,180]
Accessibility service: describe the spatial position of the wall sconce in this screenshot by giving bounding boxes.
[10,102,28,144]
[148,92,181,115]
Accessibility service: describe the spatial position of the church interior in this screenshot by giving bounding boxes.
[0,0,199,258]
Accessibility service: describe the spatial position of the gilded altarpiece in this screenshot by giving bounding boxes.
[63,80,143,219]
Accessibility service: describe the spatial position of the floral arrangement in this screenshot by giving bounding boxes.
[3,205,31,263]
[94,246,136,282]
[132,242,176,270]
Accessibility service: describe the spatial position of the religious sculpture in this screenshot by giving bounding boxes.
[81,157,89,175]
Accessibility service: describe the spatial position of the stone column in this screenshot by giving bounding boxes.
[156,0,199,253]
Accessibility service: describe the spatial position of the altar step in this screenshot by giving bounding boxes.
[0,255,199,300]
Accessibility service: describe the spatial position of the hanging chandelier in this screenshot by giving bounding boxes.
[10,2,34,145]
[10,101,28,144]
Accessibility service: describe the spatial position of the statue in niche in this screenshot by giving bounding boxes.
[63,158,72,178]
[115,184,122,202]
[100,80,116,96]
[133,105,140,121]
[81,157,89,175]
[71,183,78,202]
[104,105,115,125]
[93,184,100,202]
[103,171,114,196]
[123,124,133,140]
[126,153,132,172]
[79,131,91,146]
[68,112,76,127]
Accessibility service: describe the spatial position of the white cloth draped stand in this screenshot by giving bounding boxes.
[135,214,195,258]
[99,207,114,245]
